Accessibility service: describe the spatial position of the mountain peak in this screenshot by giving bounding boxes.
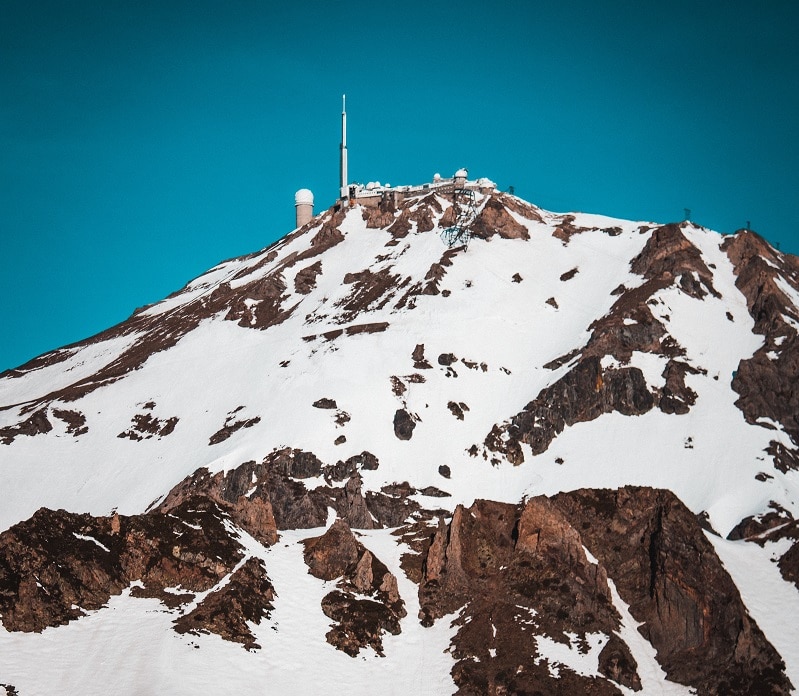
[2,188,798,694]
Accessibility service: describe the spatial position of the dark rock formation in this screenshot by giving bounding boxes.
[412,343,432,369]
[412,488,790,695]
[417,498,636,695]
[485,356,654,462]
[312,397,337,409]
[735,512,799,592]
[393,408,416,440]
[554,487,792,695]
[52,408,88,436]
[174,557,275,651]
[118,413,178,440]
[158,448,419,532]
[0,499,243,634]
[294,260,323,294]
[0,409,52,445]
[303,519,405,656]
[484,223,724,462]
[471,196,529,240]
[724,230,799,471]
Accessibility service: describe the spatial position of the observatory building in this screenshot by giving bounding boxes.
[293,97,496,227]
[294,188,314,228]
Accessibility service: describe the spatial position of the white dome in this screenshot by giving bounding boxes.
[294,189,314,206]
[454,168,468,179]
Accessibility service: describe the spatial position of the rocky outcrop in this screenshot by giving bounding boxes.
[117,412,179,440]
[0,408,52,445]
[484,224,718,462]
[174,556,275,651]
[724,230,799,472]
[731,508,799,592]
[417,498,637,695]
[470,196,529,240]
[337,267,405,322]
[51,408,88,436]
[208,408,261,445]
[554,487,792,695]
[157,448,420,532]
[303,519,405,656]
[393,408,417,440]
[293,260,323,294]
[0,499,243,633]
[485,356,655,462]
[413,488,790,695]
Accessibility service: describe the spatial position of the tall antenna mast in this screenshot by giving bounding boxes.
[340,95,348,201]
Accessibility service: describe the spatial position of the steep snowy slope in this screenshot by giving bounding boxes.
[1,185,798,695]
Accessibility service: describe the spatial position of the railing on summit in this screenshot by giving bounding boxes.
[441,188,477,248]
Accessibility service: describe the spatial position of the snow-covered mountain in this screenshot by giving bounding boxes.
[2,183,799,695]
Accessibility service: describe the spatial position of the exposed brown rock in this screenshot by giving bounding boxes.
[156,462,279,545]
[393,408,417,440]
[421,247,461,295]
[560,267,579,281]
[447,401,468,420]
[738,515,799,592]
[208,409,261,445]
[174,556,275,650]
[412,343,432,369]
[303,519,361,580]
[337,267,401,322]
[294,260,323,294]
[324,451,379,483]
[312,397,337,409]
[485,223,727,463]
[486,356,654,460]
[414,488,791,695]
[417,498,634,695]
[157,448,413,532]
[365,486,421,527]
[118,413,178,441]
[0,499,243,634]
[52,408,88,436]
[303,519,405,657]
[554,487,791,695]
[727,504,793,541]
[723,230,799,471]
[0,409,52,445]
[332,473,376,529]
[497,192,544,223]
[632,224,718,299]
[470,196,529,240]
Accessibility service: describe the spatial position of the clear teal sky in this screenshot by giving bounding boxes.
[2,1,797,372]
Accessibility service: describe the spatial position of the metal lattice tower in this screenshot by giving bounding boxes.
[441,187,477,248]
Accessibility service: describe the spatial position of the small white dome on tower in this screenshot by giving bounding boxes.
[454,168,468,179]
[433,173,441,182]
[295,189,314,206]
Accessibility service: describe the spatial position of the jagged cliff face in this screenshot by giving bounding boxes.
[1,188,799,695]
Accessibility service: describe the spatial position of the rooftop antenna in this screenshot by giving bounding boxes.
[340,95,348,201]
